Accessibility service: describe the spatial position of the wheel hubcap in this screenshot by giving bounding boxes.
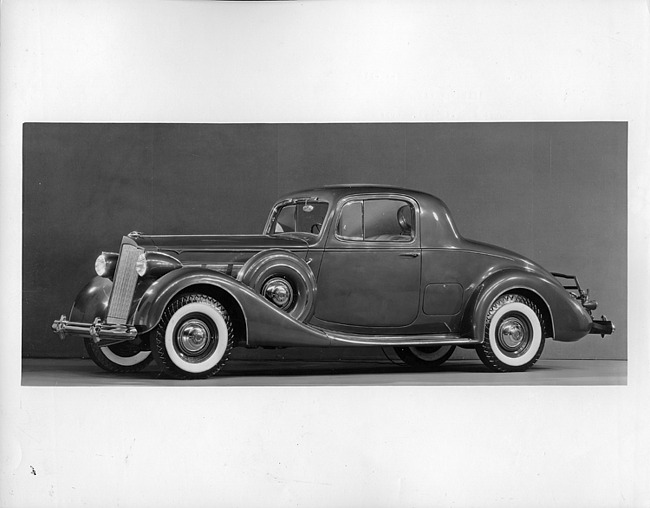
[497,315,531,356]
[262,277,294,310]
[177,319,210,355]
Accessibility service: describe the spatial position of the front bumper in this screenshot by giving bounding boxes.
[52,315,138,345]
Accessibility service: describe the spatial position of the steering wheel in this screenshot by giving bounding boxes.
[311,223,322,234]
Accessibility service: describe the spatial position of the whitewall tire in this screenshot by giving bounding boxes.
[477,294,546,372]
[84,338,152,373]
[151,293,234,379]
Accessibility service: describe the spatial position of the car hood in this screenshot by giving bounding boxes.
[133,234,310,253]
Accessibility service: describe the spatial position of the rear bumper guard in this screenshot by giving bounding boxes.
[590,317,615,338]
[52,315,138,344]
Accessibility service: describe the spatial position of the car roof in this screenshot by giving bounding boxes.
[274,184,464,247]
[277,184,443,206]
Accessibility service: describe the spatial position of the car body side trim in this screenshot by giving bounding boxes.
[322,330,479,347]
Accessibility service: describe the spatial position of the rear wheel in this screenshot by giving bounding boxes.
[84,337,152,373]
[151,293,234,379]
[394,345,456,368]
[477,294,546,372]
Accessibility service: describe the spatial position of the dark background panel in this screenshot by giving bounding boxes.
[149,124,279,235]
[23,122,626,359]
[276,123,408,188]
[23,124,155,357]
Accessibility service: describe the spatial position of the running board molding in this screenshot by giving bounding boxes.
[322,331,480,347]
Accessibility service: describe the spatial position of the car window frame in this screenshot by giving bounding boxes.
[264,197,330,237]
[333,194,419,246]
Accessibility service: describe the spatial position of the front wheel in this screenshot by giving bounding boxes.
[151,293,234,379]
[477,294,546,372]
[84,337,152,373]
[394,345,456,368]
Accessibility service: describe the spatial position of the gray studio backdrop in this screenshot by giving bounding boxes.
[23,122,627,360]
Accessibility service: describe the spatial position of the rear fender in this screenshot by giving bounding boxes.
[461,269,559,342]
[133,267,331,347]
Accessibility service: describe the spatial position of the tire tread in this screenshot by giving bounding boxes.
[394,345,456,369]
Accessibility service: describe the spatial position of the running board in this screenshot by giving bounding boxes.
[322,331,480,347]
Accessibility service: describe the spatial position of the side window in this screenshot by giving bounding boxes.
[337,201,363,240]
[270,201,329,235]
[337,199,415,242]
[274,205,296,232]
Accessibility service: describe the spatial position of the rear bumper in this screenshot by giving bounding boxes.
[52,315,138,344]
[590,318,615,337]
[551,272,615,340]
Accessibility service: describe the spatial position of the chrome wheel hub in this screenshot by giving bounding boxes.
[177,319,210,355]
[262,277,294,310]
[497,314,531,356]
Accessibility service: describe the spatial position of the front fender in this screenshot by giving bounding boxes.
[69,276,113,323]
[463,268,592,343]
[69,275,156,326]
[133,267,331,347]
[133,268,245,332]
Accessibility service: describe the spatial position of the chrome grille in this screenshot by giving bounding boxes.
[106,242,142,325]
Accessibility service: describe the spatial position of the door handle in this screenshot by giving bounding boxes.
[399,252,420,258]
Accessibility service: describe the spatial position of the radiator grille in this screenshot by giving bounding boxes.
[106,243,142,325]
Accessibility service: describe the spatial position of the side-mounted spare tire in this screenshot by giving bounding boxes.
[237,249,317,322]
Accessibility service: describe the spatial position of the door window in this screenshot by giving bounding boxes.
[337,199,415,242]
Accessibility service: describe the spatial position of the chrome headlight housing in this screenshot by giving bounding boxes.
[95,252,118,278]
[135,251,182,278]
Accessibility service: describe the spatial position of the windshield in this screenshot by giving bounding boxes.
[268,200,329,236]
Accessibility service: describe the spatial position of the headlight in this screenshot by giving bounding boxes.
[135,253,147,277]
[95,253,118,277]
[135,252,182,278]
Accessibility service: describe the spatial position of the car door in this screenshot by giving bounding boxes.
[314,195,421,328]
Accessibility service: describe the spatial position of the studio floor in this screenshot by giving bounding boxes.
[22,355,627,386]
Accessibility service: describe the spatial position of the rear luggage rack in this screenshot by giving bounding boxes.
[552,272,584,292]
[552,272,594,309]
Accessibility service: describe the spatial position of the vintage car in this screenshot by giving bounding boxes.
[52,185,614,378]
